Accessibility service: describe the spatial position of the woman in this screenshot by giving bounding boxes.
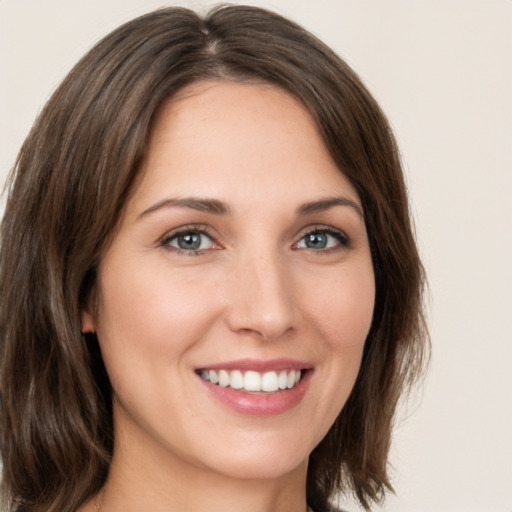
[0,5,428,512]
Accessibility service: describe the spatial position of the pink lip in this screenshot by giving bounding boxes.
[196,358,312,372]
[196,359,313,417]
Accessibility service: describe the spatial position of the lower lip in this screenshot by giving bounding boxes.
[198,371,312,417]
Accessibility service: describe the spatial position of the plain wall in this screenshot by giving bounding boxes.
[1,1,511,511]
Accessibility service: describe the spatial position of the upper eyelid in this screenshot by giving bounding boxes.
[159,224,217,244]
[157,223,350,247]
[294,225,351,249]
[296,224,348,239]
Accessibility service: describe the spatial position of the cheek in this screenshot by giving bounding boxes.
[94,259,223,393]
[292,261,375,447]
[302,262,375,354]
[98,259,216,338]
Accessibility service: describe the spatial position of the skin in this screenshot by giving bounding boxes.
[81,81,375,512]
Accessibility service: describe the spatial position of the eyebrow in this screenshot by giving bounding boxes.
[138,197,232,219]
[138,195,364,220]
[297,197,364,219]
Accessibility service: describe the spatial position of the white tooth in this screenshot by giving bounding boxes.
[261,371,279,392]
[278,370,288,390]
[295,370,301,385]
[218,370,230,387]
[209,370,219,384]
[201,370,210,381]
[230,370,244,389]
[244,371,262,391]
[286,370,295,389]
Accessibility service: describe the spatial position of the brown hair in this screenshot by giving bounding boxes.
[0,5,428,512]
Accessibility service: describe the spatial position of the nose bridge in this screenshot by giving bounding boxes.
[227,242,295,340]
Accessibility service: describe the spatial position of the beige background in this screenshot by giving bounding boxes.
[1,1,511,511]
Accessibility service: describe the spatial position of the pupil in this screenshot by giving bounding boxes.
[178,233,201,250]
[306,232,327,249]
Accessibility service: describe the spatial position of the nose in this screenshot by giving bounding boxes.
[225,250,296,341]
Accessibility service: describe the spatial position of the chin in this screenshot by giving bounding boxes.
[204,449,309,481]
[178,424,317,482]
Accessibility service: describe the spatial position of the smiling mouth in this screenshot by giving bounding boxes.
[198,369,303,393]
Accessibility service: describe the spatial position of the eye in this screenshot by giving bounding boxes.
[295,228,349,251]
[162,228,216,253]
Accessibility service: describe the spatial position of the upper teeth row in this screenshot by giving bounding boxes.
[201,369,301,392]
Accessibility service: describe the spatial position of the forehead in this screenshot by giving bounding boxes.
[128,80,361,216]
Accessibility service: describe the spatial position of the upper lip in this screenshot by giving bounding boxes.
[195,358,313,372]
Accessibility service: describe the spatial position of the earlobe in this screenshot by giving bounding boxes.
[81,310,96,334]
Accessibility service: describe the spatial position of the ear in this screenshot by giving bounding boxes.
[81,278,98,334]
[81,309,96,334]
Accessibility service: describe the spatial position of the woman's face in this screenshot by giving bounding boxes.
[83,81,375,481]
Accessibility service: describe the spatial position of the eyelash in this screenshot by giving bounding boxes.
[159,225,350,256]
[159,225,217,256]
[294,226,351,253]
